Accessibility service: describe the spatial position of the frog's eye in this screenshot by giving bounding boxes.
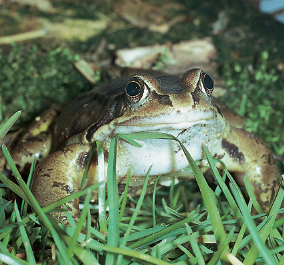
[204,74,214,90]
[126,78,149,103]
[201,73,214,95]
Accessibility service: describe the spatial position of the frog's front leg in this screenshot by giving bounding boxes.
[31,143,92,223]
[219,123,280,212]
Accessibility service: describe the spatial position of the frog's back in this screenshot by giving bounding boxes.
[53,78,127,150]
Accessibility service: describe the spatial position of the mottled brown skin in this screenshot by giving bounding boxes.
[2,68,280,223]
[220,126,279,210]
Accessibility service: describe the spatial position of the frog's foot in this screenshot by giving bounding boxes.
[219,126,280,214]
[31,143,91,223]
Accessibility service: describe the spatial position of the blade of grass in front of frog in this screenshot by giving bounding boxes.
[127,132,229,259]
[2,145,71,264]
[230,183,278,265]
[117,166,152,258]
[169,177,175,209]
[21,158,36,216]
[185,223,206,265]
[62,204,77,229]
[119,169,131,222]
[246,184,284,262]
[231,201,251,256]
[225,169,248,211]
[118,133,142,147]
[244,176,263,214]
[0,171,28,202]
[81,142,97,189]
[39,227,48,262]
[14,201,36,265]
[152,175,162,227]
[238,211,272,250]
[172,185,183,211]
[96,141,107,232]
[0,111,21,141]
[203,145,242,219]
[105,135,119,264]
[0,181,104,242]
[85,209,92,251]
[47,215,100,265]
[67,190,92,259]
[207,227,235,265]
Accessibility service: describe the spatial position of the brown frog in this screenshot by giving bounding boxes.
[3,68,280,221]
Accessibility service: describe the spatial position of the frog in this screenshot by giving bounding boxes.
[2,68,280,222]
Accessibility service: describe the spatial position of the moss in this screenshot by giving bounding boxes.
[220,51,284,156]
[0,44,91,127]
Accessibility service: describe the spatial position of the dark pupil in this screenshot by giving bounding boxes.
[126,82,141,96]
[204,74,214,89]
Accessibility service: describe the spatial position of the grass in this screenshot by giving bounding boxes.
[220,51,284,157]
[1,113,284,264]
[1,1,284,263]
[0,44,91,127]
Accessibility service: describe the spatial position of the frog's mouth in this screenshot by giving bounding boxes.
[112,110,220,135]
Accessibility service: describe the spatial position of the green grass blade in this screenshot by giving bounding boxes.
[0,253,29,265]
[86,239,169,265]
[128,211,196,249]
[185,223,205,265]
[0,194,5,228]
[47,216,100,264]
[0,111,21,140]
[67,190,92,259]
[106,135,119,264]
[230,183,278,265]
[231,218,247,256]
[2,145,71,264]
[81,143,97,189]
[96,141,107,232]
[0,172,29,202]
[207,227,235,265]
[244,177,263,214]
[119,169,131,222]
[152,175,162,227]
[117,166,152,264]
[203,145,242,218]
[0,182,104,241]
[118,133,142,147]
[14,202,36,265]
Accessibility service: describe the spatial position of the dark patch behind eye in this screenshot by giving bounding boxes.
[191,91,200,104]
[86,97,123,142]
[211,98,223,117]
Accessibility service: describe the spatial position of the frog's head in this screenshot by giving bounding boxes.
[92,68,225,139]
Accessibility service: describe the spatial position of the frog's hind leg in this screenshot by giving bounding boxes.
[31,143,92,223]
[218,125,280,213]
[5,106,63,175]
